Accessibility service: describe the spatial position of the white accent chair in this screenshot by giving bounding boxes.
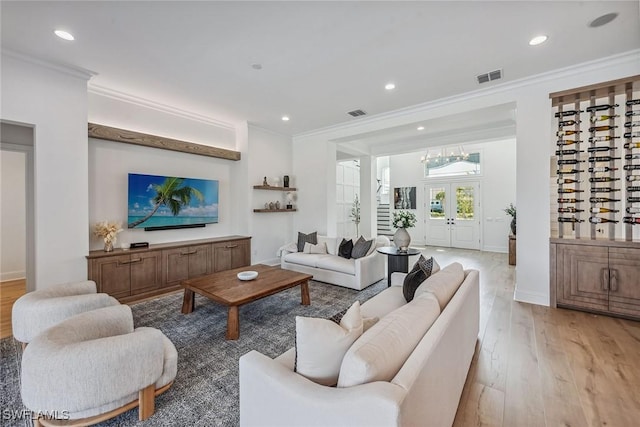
[21,304,177,427]
[12,280,119,347]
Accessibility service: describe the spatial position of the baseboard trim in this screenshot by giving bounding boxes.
[482,245,507,253]
[255,257,280,266]
[0,271,26,282]
[514,287,549,307]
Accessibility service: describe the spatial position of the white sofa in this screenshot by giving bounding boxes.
[280,235,390,290]
[239,264,480,427]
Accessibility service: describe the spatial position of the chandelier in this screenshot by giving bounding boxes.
[420,146,470,165]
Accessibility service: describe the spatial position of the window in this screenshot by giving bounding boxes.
[423,152,481,178]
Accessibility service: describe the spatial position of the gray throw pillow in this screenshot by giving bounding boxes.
[351,236,373,259]
[338,238,353,259]
[297,231,317,252]
[402,255,436,302]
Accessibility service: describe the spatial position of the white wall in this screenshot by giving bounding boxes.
[0,150,26,281]
[1,52,92,290]
[336,160,360,237]
[387,138,516,251]
[293,50,640,307]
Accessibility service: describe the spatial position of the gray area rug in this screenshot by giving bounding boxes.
[0,279,386,426]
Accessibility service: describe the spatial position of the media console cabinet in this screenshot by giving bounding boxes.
[87,236,251,303]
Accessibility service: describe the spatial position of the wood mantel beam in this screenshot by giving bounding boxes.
[88,123,241,161]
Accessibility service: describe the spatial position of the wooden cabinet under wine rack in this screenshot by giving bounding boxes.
[550,75,640,320]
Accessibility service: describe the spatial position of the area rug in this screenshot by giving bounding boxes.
[0,279,386,427]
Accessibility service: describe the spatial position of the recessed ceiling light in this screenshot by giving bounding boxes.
[281,116,290,121]
[385,83,396,90]
[251,63,263,70]
[54,30,74,41]
[529,35,548,46]
[589,13,618,28]
[417,126,425,131]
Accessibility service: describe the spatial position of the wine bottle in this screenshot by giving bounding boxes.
[558,188,584,193]
[555,110,583,118]
[589,177,620,182]
[557,130,581,137]
[627,197,640,203]
[587,146,616,153]
[588,125,618,132]
[591,114,619,123]
[589,216,619,224]
[588,136,619,143]
[558,159,585,165]
[558,207,584,213]
[624,142,640,149]
[588,166,618,172]
[558,198,583,203]
[558,216,584,223]
[557,169,584,175]
[590,197,620,203]
[557,139,581,146]
[556,149,583,155]
[627,186,640,192]
[591,207,619,213]
[586,104,619,112]
[626,99,640,106]
[587,156,621,162]
[626,175,640,181]
[590,187,620,193]
[624,121,640,128]
[623,217,640,224]
[624,154,640,160]
[624,131,640,138]
[626,207,640,214]
[626,110,640,117]
[558,120,581,127]
[557,178,582,184]
[623,164,640,171]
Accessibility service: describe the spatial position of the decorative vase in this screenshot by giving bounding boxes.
[394,228,411,251]
[104,240,114,252]
[510,218,516,235]
[275,201,281,209]
[283,175,290,188]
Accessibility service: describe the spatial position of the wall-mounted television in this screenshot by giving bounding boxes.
[127,173,219,231]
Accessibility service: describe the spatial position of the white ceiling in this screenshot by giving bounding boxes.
[1,1,639,140]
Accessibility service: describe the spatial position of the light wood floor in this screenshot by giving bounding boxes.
[2,251,639,426]
[0,278,26,339]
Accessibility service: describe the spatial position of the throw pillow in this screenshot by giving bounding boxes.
[297,231,317,252]
[303,242,327,254]
[414,262,465,309]
[402,255,438,302]
[351,236,373,259]
[295,301,363,386]
[338,238,353,259]
[329,307,378,332]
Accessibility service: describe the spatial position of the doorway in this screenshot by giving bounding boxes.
[424,181,480,249]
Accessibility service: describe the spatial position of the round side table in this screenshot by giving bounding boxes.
[376,246,421,287]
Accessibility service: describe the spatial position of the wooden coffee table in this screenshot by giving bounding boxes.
[180,264,312,340]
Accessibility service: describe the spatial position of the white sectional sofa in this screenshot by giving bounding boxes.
[280,235,390,290]
[239,263,480,427]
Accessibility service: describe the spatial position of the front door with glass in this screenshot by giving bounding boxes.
[425,182,480,250]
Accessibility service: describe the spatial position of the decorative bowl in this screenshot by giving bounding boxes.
[237,271,258,281]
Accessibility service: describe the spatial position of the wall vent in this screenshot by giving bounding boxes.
[476,69,503,84]
[347,109,367,117]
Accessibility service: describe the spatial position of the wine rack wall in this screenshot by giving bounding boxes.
[550,75,640,242]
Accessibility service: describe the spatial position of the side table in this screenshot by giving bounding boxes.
[376,246,421,287]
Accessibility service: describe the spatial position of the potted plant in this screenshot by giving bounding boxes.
[504,203,516,235]
[350,194,361,236]
[392,210,417,251]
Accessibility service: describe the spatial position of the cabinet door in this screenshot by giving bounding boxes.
[556,244,609,311]
[130,251,162,294]
[212,239,251,272]
[230,239,251,269]
[608,247,640,317]
[163,248,190,286]
[188,244,210,278]
[91,255,131,299]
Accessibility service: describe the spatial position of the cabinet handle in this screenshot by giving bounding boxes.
[181,250,197,256]
[610,269,618,292]
[117,258,142,265]
[601,268,610,291]
[225,245,238,249]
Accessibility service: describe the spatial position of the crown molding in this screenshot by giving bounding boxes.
[88,84,237,131]
[295,49,640,140]
[1,48,96,80]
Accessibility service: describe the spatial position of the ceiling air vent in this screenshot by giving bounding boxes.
[347,109,367,117]
[476,69,503,84]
